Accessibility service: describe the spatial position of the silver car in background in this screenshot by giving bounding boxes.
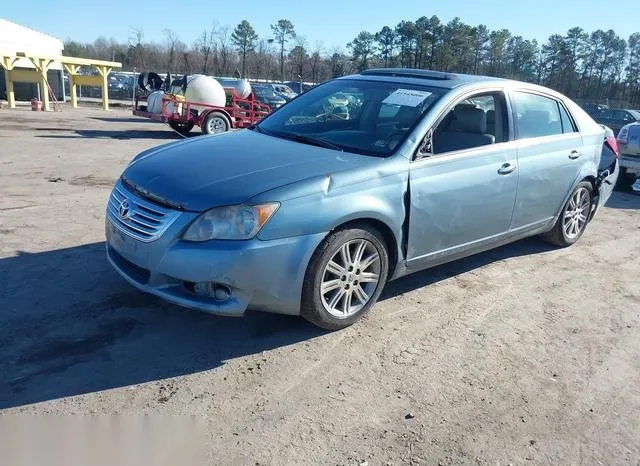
[616,122,640,189]
[106,69,619,330]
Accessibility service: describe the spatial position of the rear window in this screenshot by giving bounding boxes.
[512,92,563,139]
[559,104,577,133]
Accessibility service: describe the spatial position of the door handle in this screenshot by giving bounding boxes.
[569,150,581,159]
[497,163,517,175]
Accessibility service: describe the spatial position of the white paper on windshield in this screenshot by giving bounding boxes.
[382,89,432,107]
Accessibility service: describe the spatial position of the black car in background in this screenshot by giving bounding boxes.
[580,103,608,116]
[283,81,315,94]
[592,109,640,135]
[249,83,287,109]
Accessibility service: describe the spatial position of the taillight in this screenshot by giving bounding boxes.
[617,126,629,144]
[606,135,619,158]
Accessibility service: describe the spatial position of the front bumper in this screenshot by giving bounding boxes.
[106,210,325,317]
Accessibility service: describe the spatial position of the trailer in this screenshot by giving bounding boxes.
[132,89,272,135]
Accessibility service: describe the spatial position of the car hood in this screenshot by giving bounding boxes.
[122,130,376,212]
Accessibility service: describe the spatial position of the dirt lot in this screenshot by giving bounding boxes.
[1,106,640,465]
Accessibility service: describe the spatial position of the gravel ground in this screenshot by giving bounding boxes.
[1,106,639,465]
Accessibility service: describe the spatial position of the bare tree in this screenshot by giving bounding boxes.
[128,26,146,69]
[310,41,323,82]
[163,29,180,72]
[196,25,216,74]
[217,26,232,76]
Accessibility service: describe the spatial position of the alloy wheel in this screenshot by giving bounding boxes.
[320,239,381,318]
[562,187,590,240]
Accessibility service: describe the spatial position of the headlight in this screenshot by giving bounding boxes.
[183,203,279,241]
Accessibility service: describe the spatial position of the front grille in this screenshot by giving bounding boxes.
[106,180,180,242]
[107,246,150,284]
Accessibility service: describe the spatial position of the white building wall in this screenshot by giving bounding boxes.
[0,18,64,70]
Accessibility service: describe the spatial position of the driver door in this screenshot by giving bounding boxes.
[406,90,519,269]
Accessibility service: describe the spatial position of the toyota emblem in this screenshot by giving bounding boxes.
[119,199,132,219]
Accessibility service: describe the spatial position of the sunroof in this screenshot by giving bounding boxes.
[360,68,455,81]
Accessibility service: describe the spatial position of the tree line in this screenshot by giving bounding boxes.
[63,16,640,106]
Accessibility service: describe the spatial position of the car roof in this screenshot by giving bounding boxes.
[339,68,505,90]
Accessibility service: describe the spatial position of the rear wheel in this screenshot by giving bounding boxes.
[301,225,389,330]
[542,182,593,247]
[168,120,193,135]
[202,111,230,135]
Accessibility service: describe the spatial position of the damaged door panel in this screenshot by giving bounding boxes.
[406,143,518,268]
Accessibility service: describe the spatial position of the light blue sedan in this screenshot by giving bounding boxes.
[106,68,618,329]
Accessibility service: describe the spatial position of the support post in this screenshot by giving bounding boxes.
[95,66,112,111]
[1,56,18,109]
[64,64,80,108]
[31,58,53,111]
[4,67,15,108]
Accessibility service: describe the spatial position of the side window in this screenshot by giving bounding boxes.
[512,92,563,139]
[558,103,577,133]
[431,92,507,155]
[618,111,633,122]
[599,109,614,119]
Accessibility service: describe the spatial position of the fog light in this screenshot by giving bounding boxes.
[192,281,231,301]
[214,285,231,301]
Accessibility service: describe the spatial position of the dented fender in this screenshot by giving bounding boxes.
[253,155,410,273]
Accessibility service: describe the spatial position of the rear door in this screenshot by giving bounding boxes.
[509,91,584,230]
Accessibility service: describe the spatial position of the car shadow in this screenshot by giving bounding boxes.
[0,234,557,409]
[380,236,555,299]
[34,129,186,140]
[0,242,327,409]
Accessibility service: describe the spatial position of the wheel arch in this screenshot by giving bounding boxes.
[551,175,596,227]
[326,216,400,280]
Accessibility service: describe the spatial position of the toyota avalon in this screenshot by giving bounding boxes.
[106,68,618,330]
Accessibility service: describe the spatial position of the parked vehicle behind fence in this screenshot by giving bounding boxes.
[592,108,640,135]
[106,68,618,330]
[616,122,640,188]
[250,84,287,109]
[270,83,297,101]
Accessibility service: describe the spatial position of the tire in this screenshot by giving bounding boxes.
[168,120,194,135]
[542,181,593,247]
[201,111,230,135]
[301,225,389,330]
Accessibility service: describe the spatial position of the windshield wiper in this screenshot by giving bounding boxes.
[274,132,344,152]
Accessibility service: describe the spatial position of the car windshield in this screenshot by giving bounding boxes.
[255,79,445,156]
[253,85,276,97]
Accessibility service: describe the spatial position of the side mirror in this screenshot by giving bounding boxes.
[416,128,433,160]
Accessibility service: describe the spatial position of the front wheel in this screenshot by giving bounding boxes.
[301,225,389,330]
[542,181,593,247]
